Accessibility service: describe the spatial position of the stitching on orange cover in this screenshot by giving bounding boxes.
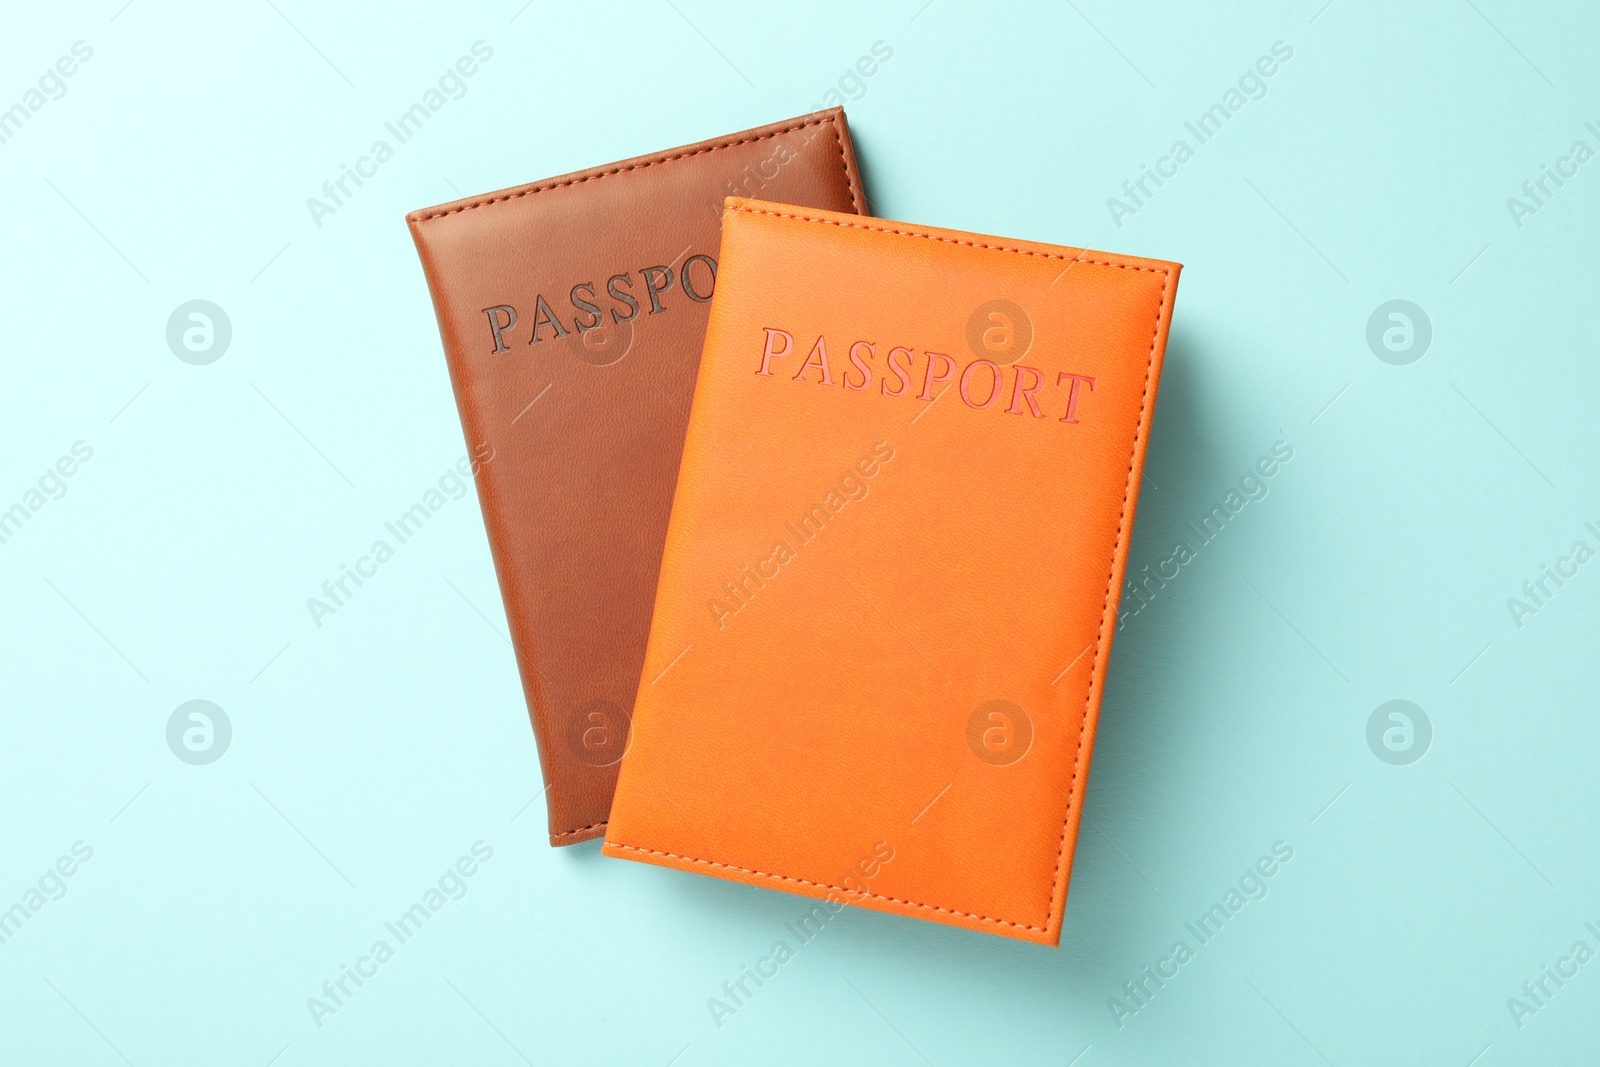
[728,204,1172,276]
[614,204,1175,931]
[1046,250,1172,930]
[606,843,1049,932]
[409,115,855,223]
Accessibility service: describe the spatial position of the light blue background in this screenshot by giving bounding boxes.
[3,1,1596,1063]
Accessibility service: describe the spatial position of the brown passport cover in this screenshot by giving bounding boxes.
[406,109,866,845]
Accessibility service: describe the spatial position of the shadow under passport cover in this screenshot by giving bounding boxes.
[604,199,1181,943]
[406,112,866,846]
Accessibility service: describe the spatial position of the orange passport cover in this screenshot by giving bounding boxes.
[602,198,1181,945]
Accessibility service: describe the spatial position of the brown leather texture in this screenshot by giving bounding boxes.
[406,109,866,846]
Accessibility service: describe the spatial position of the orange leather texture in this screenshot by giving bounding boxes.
[602,198,1181,944]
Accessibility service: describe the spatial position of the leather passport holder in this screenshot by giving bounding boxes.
[603,198,1180,942]
[406,112,866,846]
